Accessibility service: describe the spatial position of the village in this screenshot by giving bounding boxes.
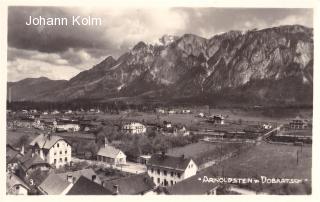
[6,107,312,195]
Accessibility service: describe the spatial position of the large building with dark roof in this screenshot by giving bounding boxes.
[103,173,155,195]
[146,153,198,187]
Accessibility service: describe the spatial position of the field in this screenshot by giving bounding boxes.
[210,142,312,194]
[7,127,39,146]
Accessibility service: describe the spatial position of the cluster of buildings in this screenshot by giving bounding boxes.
[156,108,192,114]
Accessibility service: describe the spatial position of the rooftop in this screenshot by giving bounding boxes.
[103,173,155,195]
[97,145,123,158]
[29,133,67,150]
[38,173,72,195]
[6,173,30,193]
[57,168,101,184]
[67,176,112,195]
[18,150,50,172]
[147,154,192,171]
[166,166,219,195]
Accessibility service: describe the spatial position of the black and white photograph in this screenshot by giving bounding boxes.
[4,1,316,196]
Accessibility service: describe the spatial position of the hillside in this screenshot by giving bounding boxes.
[8,25,313,106]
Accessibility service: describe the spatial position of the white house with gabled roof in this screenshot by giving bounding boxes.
[29,133,72,168]
[146,153,198,187]
[97,141,126,165]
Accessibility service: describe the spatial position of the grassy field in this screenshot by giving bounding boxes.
[210,142,312,194]
[7,127,40,146]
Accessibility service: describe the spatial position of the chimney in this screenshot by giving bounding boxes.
[91,175,97,182]
[20,145,25,155]
[113,184,119,195]
[47,132,51,140]
[67,174,73,183]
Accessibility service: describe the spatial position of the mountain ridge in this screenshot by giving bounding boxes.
[8,25,314,106]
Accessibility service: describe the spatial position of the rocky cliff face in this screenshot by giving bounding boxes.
[8,25,313,106]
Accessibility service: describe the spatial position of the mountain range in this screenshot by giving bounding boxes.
[8,25,313,106]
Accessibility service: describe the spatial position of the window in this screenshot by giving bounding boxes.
[164,180,168,186]
[65,157,68,162]
[60,151,62,155]
[59,158,62,162]
[177,173,181,178]
[54,159,57,164]
[150,168,154,173]
[171,172,174,177]
[151,177,154,182]
[54,152,56,155]
[164,170,167,176]
[157,178,160,183]
[157,169,160,175]
[171,180,174,186]
[65,150,67,154]
[57,143,60,148]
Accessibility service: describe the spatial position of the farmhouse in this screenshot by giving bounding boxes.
[122,122,146,134]
[29,133,72,168]
[146,153,198,187]
[97,143,126,165]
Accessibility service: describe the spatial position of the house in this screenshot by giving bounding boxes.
[165,166,219,195]
[67,176,112,195]
[208,115,225,125]
[97,142,126,165]
[289,118,309,130]
[168,110,176,114]
[146,153,198,187]
[64,110,73,114]
[57,168,102,185]
[122,122,146,134]
[6,173,31,195]
[182,109,191,114]
[197,113,205,118]
[29,133,72,168]
[56,123,80,132]
[17,150,51,178]
[6,144,23,173]
[156,109,166,114]
[51,110,60,115]
[163,121,172,128]
[103,173,155,195]
[175,125,190,136]
[38,173,73,195]
[262,123,272,130]
[137,155,151,165]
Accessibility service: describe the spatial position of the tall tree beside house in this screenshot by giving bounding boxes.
[16,135,29,148]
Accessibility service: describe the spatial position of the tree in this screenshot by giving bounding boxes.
[16,135,29,148]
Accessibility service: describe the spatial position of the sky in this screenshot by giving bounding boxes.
[7,6,313,82]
